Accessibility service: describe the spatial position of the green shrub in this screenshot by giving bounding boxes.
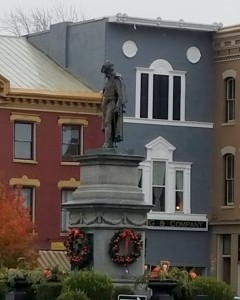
[25,284,38,300]
[58,290,90,300]
[36,282,63,300]
[111,285,135,300]
[62,270,113,300]
[190,276,235,300]
[0,280,8,300]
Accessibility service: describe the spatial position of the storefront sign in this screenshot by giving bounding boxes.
[148,219,207,230]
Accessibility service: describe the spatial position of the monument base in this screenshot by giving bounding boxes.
[63,150,152,280]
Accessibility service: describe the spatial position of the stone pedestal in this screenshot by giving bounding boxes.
[63,150,152,280]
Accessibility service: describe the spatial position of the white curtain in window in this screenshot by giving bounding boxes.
[153,161,165,185]
[152,161,166,211]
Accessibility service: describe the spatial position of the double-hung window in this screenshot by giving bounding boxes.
[58,117,88,163]
[225,77,235,122]
[136,59,186,121]
[152,161,166,212]
[175,170,184,212]
[11,113,40,162]
[62,125,81,162]
[10,176,40,229]
[61,189,73,232]
[140,136,191,214]
[58,178,80,233]
[14,122,34,160]
[224,153,234,205]
[21,187,35,222]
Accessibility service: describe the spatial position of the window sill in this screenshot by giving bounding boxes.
[13,159,38,164]
[221,122,235,127]
[61,162,80,166]
[221,205,235,209]
[124,117,213,128]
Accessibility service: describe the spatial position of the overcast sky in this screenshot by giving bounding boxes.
[0,0,239,27]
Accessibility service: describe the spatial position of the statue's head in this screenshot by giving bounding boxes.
[101,61,114,75]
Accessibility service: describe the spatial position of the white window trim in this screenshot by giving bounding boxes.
[135,67,154,119]
[140,136,192,215]
[135,61,187,121]
[169,70,186,121]
[168,162,192,214]
[124,117,213,128]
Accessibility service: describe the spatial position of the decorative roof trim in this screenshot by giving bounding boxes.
[217,25,240,34]
[107,14,222,32]
[214,54,240,62]
[9,88,101,101]
[145,136,176,152]
[0,94,101,115]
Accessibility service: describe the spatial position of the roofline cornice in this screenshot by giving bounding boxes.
[0,89,102,115]
[216,24,240,34]
[107,14,222,32]
[9,88,101,101]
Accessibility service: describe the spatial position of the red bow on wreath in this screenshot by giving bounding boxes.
[121,229,132,252]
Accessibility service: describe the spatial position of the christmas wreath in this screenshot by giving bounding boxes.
[109,229,143,266]
[64,228,91,267]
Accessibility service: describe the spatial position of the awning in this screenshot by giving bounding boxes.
[38,250,70,272]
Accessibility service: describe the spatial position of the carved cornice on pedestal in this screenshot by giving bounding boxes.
[69,211,148,227]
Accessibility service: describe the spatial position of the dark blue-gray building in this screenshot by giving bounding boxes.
[28,15,221,273]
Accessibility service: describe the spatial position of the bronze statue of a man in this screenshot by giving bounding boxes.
[101,61,127,148]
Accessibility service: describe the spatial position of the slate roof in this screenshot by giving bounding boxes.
[0,35,93,92]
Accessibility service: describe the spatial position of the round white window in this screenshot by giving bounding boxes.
[122,40,138,58]
[186,46,201,63]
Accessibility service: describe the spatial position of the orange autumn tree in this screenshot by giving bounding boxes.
[0,181,37,267]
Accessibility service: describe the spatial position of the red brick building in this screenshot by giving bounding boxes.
[0,36,102,260]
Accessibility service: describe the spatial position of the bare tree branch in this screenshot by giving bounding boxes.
[0,2,85,36]
[31,8,52,33]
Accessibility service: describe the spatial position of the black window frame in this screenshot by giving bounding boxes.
[14,122,34,160]
[62,125,81,162]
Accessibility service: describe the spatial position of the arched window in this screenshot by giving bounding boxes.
[224,153,234,205]
[225,77,235,122]
[135,59,186,121]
